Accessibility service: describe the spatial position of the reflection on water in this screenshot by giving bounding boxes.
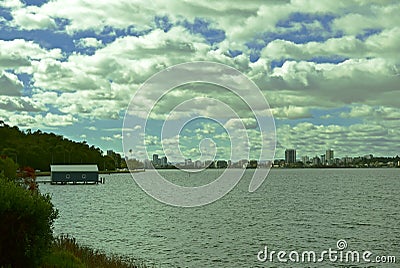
[41,169,400,267]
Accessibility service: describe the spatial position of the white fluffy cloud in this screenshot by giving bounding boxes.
[11,5,56,30]
[261,27,400,61]
[74,37,103,48]
[0,71,23,96]
[7,112,77,127]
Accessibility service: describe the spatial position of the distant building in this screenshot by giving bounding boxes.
[152,154,159,162]
[152,154,160,166]
[326,149,334,165]
[342,156,353,165]
[50,165,99,184]
[184,158,193,168]
[160,156,168,167]
[320,154,326,165]
[313,156,321,166]
[194,160,203,168]
[285,149,296,164]
[301,155,309,164]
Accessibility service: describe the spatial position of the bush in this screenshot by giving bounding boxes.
[42,235,148,268]
[0,178,58,267]
[42,248,85,268]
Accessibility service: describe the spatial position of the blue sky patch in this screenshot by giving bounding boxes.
[182,18,225,45]
[21,0,49,6]
[356,28,382,41]
[0,8,12,21]
[155,15,173,32]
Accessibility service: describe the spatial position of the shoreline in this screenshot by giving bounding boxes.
[35,169,144,177]
[35,166,399,177]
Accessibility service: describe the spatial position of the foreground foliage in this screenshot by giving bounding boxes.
[0,177,58,267]
[42,235,148,268]
[0,176,149,267]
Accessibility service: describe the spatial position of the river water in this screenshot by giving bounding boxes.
[40,169,400,267]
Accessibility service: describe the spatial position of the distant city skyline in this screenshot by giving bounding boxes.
[133,149,399,165]
[126,151,400,170]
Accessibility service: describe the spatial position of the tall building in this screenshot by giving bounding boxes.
[320,154,326,165]
[285,149,296,164]
[152,154,160,166]
[326,149,334,165]
[160,156,168,167]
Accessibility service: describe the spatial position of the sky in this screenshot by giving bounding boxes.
[0,0,399,161]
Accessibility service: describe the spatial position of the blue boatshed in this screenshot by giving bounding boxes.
[50,165,99,184]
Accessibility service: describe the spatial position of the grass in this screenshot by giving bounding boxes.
[41,235,150,268]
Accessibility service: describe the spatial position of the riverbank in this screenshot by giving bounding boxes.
[36,169,145,177]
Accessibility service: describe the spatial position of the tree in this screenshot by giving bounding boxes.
[0,157,17,180]
[0,124,115,171]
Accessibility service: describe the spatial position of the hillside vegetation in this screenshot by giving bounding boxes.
[0,123,120,171]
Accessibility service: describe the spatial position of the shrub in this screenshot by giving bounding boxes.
[44,235,148,268]
[0,178,58,267]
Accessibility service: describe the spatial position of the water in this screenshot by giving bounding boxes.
[40,169,400,267]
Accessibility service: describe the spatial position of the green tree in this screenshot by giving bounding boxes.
[0,178,58,267]
[0,157,18,180]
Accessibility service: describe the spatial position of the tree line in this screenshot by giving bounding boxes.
[0,122,120,172]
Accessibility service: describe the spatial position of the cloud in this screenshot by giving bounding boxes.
[261,27,400,61]
[133,125,142,131]
[0,71,23,96]
[271,106,312,119]
[0,0,23,8]
[262,58,400,109]
[11,5,57,30]
[341,105,400,121]
[6,112,77,127]
[0,39,62,62]
[332,3,400,35]
[113,133,122,139]
[0,96,44,112]
[86,126,97,131]
[74,37,103,48]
